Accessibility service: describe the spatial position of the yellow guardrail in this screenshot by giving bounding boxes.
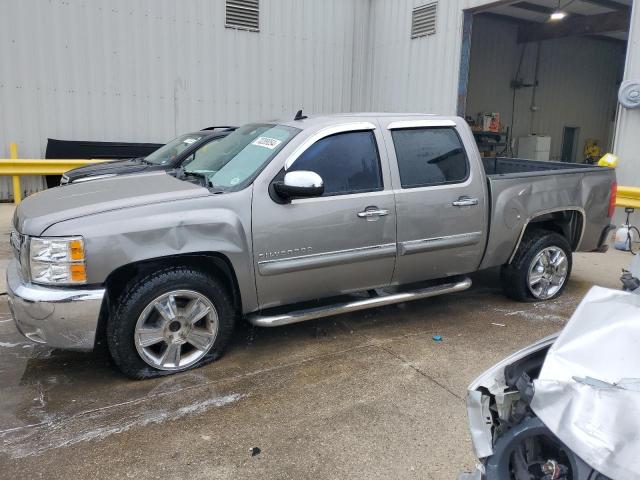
[0,159,108,175]
[616,186,640,210]
[2,142,108,203]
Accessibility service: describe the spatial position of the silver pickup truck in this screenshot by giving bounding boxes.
[7,114,616,378]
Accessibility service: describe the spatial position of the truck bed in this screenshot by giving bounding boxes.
[482,157,606,178]
[478,156,615,271]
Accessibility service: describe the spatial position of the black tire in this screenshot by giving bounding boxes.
[107,266,236,379]
[501,229,572,302]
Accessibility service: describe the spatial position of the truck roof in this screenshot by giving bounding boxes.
[275,112,460,130]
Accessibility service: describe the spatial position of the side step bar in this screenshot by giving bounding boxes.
[247,276,472,328]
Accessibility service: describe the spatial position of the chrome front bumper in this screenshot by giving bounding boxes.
[6,259,105,350]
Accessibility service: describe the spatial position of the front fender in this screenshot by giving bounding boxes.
[42,189,258,312]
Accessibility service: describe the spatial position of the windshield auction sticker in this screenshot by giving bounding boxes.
[252,137,282,150]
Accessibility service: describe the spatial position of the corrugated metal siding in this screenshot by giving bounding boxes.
[0,0,371,200]
[362,0,494,115]
[466,14,624,161]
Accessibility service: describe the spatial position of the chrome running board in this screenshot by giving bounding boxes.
[247,276,472,327]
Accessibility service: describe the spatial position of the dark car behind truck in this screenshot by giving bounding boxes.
[60,127,236,185]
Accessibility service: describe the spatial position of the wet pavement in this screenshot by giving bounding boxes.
[0,204,629,479]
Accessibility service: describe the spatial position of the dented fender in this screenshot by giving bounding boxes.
[42,187,258,313]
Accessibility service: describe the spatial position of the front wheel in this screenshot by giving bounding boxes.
[501,230,572,302]
[107,267,236,379]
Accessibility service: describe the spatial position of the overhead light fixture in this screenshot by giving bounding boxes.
[549,0,572,21]
[549,10,568,21]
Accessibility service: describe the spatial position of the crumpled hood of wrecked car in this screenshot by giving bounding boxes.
[14,172,210,236]
[530,286,640,480]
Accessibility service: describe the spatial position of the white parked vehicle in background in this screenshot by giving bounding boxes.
[462,286,640,480]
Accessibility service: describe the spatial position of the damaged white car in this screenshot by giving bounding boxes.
[462,285,640,480]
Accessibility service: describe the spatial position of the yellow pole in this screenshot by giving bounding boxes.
[9,143,21,204]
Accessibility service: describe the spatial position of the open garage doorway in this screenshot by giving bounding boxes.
[459,0,631,163]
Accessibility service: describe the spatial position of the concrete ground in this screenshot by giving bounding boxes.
[0,203,630,479]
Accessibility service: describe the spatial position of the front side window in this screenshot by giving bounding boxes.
[188,137,224,164]
[145,133,206,165]
[288,130,383,196]
[391,127,469,188]
[185,123,299,190]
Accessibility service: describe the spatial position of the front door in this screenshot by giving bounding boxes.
[252,125,397,309]
[380,118,488,285]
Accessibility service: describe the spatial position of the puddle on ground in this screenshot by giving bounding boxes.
[1,390,244,459]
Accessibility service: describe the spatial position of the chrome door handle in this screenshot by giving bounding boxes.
[452,197,479,207]
[357,209,389,218]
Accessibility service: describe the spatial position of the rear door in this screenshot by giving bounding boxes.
[251,122,397,309]
[380,117,488,285]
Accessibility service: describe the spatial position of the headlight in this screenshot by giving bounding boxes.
[29,236,87,285]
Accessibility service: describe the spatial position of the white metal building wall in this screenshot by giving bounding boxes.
[466,14,625,161]
[0,0,371,199]
[362,0,493,115]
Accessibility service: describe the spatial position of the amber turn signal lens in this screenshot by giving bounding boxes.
[70,263,87,282]
[69,239,85,261]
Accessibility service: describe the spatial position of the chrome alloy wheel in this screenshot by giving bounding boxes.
[134,290,218,371]
[527,247,568,300]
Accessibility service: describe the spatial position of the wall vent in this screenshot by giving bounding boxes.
[411,2,437,38]
[226,0,259,32]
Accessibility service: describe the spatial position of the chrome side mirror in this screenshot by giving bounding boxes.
[274,171,324,200]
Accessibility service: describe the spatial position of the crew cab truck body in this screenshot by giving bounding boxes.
[7,114,616,378]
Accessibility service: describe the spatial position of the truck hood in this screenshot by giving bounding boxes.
[63,158,156,183]
[15,171,210,235]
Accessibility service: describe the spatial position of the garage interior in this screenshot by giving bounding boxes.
[463,0,631,163]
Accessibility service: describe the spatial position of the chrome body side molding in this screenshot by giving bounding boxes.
[258,243,397,276]
[399,232,483,256]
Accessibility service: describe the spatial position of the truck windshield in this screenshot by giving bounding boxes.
[145,133,205,165]
[183,123,299,189]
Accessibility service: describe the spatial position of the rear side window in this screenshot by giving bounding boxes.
[289,130,383,196]
[391,127,469,188]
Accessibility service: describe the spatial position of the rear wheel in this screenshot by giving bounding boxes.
[501,230,572,302]
[107,267,235,379]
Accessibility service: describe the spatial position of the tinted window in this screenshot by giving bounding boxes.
[289,131,383,196]
[392,128,469,188]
